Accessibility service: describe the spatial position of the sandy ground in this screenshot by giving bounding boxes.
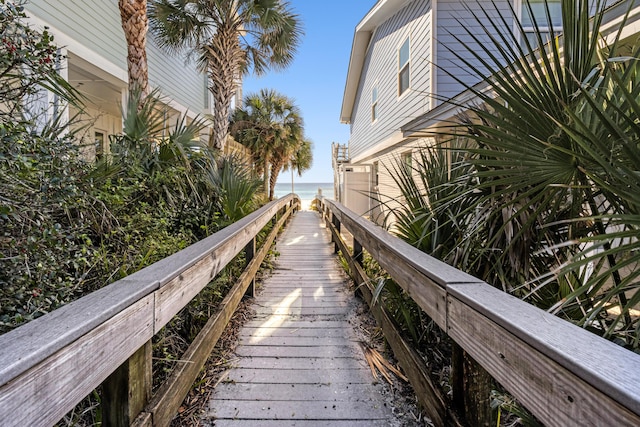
[300,198,313,211]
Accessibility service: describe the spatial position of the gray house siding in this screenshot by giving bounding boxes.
[349,0,433,161]
[436,0,516,101]
[147,38,205,114]
[26,0,205,113]
[27,0,127,70]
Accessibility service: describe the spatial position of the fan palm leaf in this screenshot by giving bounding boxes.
[149,0,302,151]
[399,0,639,346]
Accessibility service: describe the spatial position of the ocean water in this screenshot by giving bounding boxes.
[274,182,334,201]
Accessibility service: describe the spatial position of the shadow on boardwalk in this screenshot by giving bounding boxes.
[203,211,428,426]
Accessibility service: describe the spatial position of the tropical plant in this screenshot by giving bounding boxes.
[0,0,80,121]
[118,0,149,100]
[396,0,640,348]
[0,1,88,332]
[204,153,262,223]
[282,137,313,192]
[149,0,303,151]
[267,120,305,199]
[230,88,308,200]
[380,145,480,268]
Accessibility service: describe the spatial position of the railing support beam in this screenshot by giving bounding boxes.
[244,237,256,297]
[102,340,152,427]
[353,239,363,266]
[332,215,341,254]
[450,342,497,427]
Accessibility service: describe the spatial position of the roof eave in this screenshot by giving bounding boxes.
[340,0,410,124]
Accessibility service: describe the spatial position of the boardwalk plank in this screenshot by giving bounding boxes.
[252,306,350,316]
[210,400,389,420]
[234,344,358,359]
[238,336,356,347]
[229,357,367,370]
[213,383,384,401]
[212,421,391,427]
[241,320,350,328]
[225,367,373,384]
[205,211,394,425]
[239,327,349,338]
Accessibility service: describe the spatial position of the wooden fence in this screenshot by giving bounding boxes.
[319,197,640,427]
[0,195,299,427]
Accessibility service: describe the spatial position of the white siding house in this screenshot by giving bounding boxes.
[23,0,213,158]
[338,0,514,221]
[337,0,640,223]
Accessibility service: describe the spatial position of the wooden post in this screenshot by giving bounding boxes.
[354,239,363,266]
[244,237,256,297]
[451,343,497,427]
[333,216,341,254]
[102,340,152,427]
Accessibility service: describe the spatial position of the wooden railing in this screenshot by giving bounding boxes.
[0,195,300,427]
[319,198,640,427]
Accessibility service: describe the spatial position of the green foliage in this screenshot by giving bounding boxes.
[0,26,263,334]
[230,88,310,200]
[205,154,262,223]
[0,120,97,330]
[0,2,91,331]
[388,0,640,349]
[0,0,80,122]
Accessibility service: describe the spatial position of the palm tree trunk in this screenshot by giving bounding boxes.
[269,158,284,201]
[263,156,270,197]
[119,0,149,102]
[207,29,243,152]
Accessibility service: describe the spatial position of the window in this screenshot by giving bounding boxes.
[373,161,379,187]
[402,151,412,173]
[521,0,562,46]
[95,131,105,160]
[398,38,410,96]
[371,86,378,122]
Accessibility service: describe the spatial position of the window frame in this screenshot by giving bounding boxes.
[373,161,379,187]
[95,130,105,160]
[402,151,412,173]
[518,0,562,46]
[371,84,378,123]
[397,37,410,97]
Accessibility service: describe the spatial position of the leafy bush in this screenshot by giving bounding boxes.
[0,8,263,333]
[0,1,92,331]
[0,121,98,330]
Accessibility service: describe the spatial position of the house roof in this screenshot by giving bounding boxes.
[340,0,410,124]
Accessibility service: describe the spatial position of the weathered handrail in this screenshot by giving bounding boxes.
[319,197,640,427]
[0,194,299,427]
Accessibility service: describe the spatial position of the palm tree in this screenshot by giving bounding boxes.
[266,116,305,200]
[149,0,302,152]
[398,0,640,346]
[284,138,313,193]
[230,89,306,200]
[119,0,149,100]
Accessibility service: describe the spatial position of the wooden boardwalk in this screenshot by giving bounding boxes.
[204,211,396,426]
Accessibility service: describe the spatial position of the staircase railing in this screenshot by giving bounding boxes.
[0,195,299,427]
[319,197,640,427]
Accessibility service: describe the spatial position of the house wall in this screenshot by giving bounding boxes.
[147,37,206,115]
[345,0,515,209]
[25,0,206,115]
[435,0,514,102]
[26,0,127,70]
[365,136,435,227]
[348,0,433,162]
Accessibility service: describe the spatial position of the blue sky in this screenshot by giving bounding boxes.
[242,1,376,184]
